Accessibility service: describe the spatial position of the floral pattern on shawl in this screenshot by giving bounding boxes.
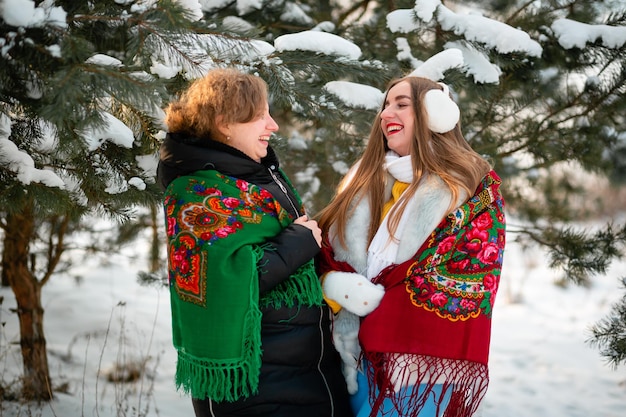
[164,175,286,307]
[405,173,505,321]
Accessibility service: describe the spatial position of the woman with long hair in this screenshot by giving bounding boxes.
[317,76,506,417]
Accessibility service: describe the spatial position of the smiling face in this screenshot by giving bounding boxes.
[226,102,279,163]
[380,80,415,157]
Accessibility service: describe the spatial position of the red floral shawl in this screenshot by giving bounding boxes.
[319,171,505,417]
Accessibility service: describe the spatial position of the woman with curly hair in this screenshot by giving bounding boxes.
[158,67,353,417]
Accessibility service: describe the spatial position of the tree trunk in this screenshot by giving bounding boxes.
[1,229,8,286]
[149,205,161,273]
[1,263,8,287]
[2,206,52,401]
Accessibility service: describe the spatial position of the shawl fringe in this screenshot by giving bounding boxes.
[175,304,263,401]
[260,260,323,309]
[364,352,489,417]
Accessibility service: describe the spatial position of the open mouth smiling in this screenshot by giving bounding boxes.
[386,124,403,135]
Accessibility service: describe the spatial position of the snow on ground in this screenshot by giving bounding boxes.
[1,231,625,417]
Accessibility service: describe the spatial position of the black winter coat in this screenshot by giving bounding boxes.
[157,134,353,417]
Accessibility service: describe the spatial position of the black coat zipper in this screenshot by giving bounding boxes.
[267,166,301,217]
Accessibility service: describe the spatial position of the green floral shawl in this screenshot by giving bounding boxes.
[163,169,323,401]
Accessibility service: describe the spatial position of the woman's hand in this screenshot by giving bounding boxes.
[294,215,322,247]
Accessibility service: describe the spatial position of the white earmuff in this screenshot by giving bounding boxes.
[423,83,460,133]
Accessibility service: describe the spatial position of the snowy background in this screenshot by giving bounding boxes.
[1,217,625,417]
[1,0,626,416]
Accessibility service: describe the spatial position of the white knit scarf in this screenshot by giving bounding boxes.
[366,153,414,279]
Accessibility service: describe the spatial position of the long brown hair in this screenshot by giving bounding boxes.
[317,76,492,249]
[164,68,267,141]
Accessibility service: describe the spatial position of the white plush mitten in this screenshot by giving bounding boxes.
[332,309,361,394]
[323,271,385,317]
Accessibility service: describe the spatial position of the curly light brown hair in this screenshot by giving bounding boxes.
[164,67,268,141]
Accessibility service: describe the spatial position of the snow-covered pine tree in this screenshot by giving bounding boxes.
[431,0,626,366]
[0,0,229,401]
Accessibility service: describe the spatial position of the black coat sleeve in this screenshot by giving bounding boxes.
[257,223,320,295]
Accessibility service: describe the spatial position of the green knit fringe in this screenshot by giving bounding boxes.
[175,304,263,401]
[252,243,322,309]
[260,260,323,309]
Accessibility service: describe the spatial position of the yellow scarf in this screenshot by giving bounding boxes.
[381,180,410,221]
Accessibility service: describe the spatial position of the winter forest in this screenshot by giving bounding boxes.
[1,0,626,416]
